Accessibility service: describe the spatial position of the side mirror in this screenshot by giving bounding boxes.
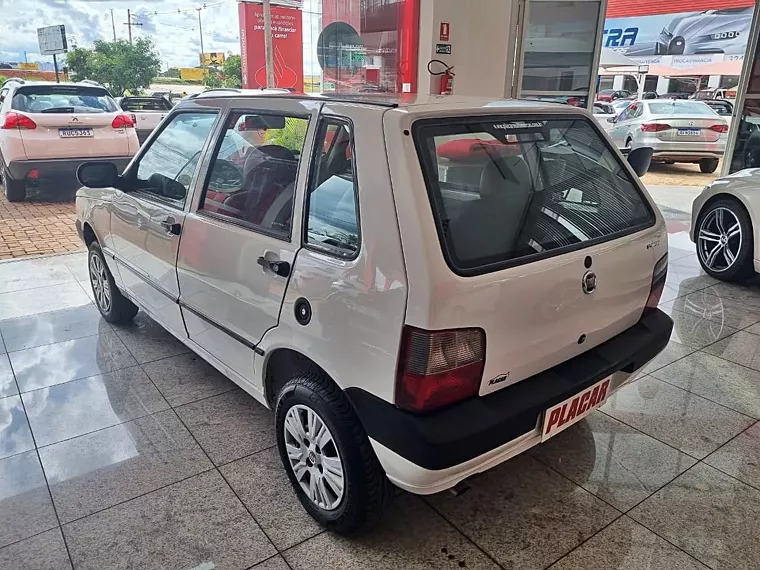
[607,116,616,124]
[77,162,120,189]
[627,147,653,177]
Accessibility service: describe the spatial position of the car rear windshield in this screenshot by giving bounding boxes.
[647,101,717,116]
[12,85,117,114]
[120,97,172,111]
[414,116,655,275]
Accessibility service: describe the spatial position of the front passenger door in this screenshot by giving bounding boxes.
[110,111,219,336]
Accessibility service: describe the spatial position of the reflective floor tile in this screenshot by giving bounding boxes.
[667,248,697,263]
[284,494,500,570]
[0,451,58,548]
[0,527,72,570]
[667,308,738,349]
[142,353,235,407]
[251,555,290,570]
[702,330,760,379]
[0,283,91,321]
[651,351,760,418]
[0,305,109,353]
[600,376,754,459]
[23,367,169,447]
[641,341,695,375]
[175,389,275,466]
[701,282,760,310]
[0,355,16,398]
[662,287,760,330]
[547,516,708,570]
[220,447,321,550]
[63,470,275,570]
[40,409,213,523]
[629,463,760,570]
[427,455,619,570]
[531,413,696,511]
[0,395,34,460]
[0,260,75,295]
[111,312,189,364]
[704,422,760,490]
[10,332,137,393]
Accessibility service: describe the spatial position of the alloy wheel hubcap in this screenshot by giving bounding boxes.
[89,255,112,313]
[283,404,344,510]
[697,207,741,273]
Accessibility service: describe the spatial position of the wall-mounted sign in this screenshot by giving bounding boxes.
[37,25,67,56]
[436,44,452,55]
[439,22,450,42]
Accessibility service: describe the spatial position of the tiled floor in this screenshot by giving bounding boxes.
[1,213,759,569]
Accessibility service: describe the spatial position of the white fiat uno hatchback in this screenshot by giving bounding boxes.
[75,92,672,534]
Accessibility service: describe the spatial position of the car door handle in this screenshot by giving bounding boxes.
[257,256,290,277]
[159,217,182,236]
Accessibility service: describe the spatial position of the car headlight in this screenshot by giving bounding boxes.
[711,30,741,40]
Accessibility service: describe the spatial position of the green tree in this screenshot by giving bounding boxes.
[65,38,161,96]
[221,54,242,88]
[204,68,223,89]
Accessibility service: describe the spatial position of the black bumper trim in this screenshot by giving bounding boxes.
[7,157,133,181]
[346,309,673,471]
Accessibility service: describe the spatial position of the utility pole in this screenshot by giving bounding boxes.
[111,9,116,41]
[53,54,60,83]
[23,51,27,64]
[124,9,141,44]
[197,8,205,61]
[263,0,275,88]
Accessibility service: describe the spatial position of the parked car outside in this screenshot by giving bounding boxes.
[607,99,728,173]
[75,93,673,533]
[691,169,760,281]
[704,99,734,127]
[596,89,632,102]
[593,101,616,131]
[117,96,173,144]
[0,81,138,201]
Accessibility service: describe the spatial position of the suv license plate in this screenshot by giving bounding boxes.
[59,128,93,138]
[541,377,611,442]
[677,128,700,136]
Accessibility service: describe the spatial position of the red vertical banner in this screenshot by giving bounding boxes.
[239,1,304,92]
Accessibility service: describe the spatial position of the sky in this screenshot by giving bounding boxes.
[0,0,323,71]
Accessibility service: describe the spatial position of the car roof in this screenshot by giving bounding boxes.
[181,92,580,115]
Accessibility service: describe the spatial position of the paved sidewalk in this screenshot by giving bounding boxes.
[0,193,81,260]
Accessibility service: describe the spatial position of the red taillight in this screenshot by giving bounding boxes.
[129,113,137,125]
[709,123,729,133]
[26,169,39,180]
[641,123,671,132]
[111,114,135,129]
[645,253,668,313]
[1,112,37,130]
[395,326,485,412]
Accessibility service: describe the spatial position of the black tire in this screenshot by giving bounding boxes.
[3,170,25,202]
[275,372,393,535]
[88,242,138,323]
[696,198,755,282]
[700,158,719,174]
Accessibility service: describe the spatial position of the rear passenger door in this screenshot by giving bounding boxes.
[176,99,319,386]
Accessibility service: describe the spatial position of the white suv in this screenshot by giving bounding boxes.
[0,80,139,201]
[75,93,673,534]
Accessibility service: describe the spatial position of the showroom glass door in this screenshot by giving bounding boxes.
[514,0,607,111]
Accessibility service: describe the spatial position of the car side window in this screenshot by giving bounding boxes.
[629,104,643,119]
[200,111,308,239]
[132,112,217,208]
[305,120,360,257]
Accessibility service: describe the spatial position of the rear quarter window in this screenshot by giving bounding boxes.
[414,116,655,275]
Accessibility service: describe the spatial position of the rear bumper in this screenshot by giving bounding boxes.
[348,309,673,494]
[651,150,724,161]
[7,156,133,182]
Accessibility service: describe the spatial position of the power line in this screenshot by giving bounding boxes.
[124,9,143,44]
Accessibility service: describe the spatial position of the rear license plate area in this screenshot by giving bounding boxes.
[59,128,94,138]
[677,128,700,136]
[541,377,611,442]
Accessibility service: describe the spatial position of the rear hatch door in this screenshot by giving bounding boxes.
[12,84,130,159]
[411,115,663,396]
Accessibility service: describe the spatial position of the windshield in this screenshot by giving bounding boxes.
[414,116,654,274]
[12,85,117,113]
[648,101,718,116]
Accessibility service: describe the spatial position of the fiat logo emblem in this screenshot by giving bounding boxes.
[582,271,597,294]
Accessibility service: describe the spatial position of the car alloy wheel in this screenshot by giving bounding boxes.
[283,404,345,511]
[89,253,112,313]
[697,206,741,273]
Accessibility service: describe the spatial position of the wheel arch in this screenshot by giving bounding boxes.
[693,192,756,260]
[263,347,342,409]
[82,222,98,247]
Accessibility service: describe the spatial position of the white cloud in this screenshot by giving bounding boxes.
[0,0,323,72]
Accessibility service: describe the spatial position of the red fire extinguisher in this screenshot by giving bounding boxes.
[428,59,454,95]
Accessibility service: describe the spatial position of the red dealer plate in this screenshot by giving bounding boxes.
[541,377,611,442]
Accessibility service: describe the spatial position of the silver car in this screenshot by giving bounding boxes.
[607,99,728,173]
